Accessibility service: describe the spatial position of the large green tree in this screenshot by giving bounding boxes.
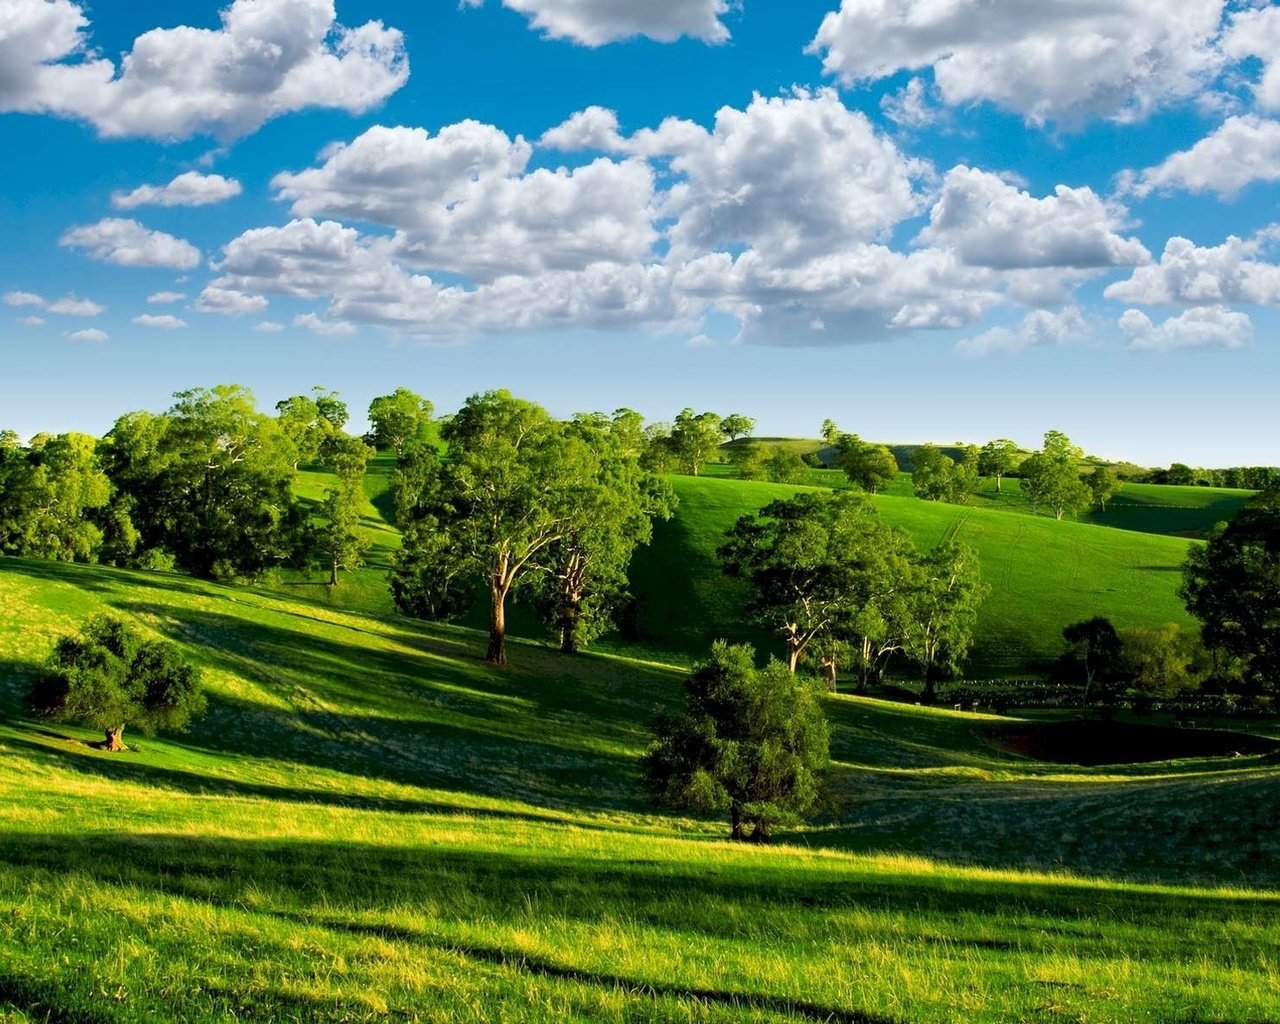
[1059,617,1123,707]
[644,641,829,842]
[719,414,756,443]
[1181,490,1280,694]
[901,541,985,700]
[669,409,723,476]
[720,491,885,672]
[533,411,675,653]
[1020,430,1090,520]
[835,434,899,493]
[391,390,588,665]
[28,616,205,751]
[101,386,305,579]
[911,444,955,502]
[1089,465,1123,512]
[367,388,433,456]
[0,432,110,562]
[313,434,375,587]
[978,439,1019,492]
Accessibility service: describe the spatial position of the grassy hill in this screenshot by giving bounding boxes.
[629,476,1198,677]
[2,555,1279,1022]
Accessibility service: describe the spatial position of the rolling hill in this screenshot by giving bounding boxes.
[1,554,1278,1022]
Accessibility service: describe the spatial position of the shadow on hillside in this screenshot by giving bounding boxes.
[109,600,667,810]
[3,829,1274,946]
[0,733,633,833]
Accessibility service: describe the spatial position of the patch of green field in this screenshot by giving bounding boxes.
[629,476,1198,676]
[2,556,1279,1022]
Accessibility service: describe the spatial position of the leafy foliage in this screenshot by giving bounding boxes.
[643,641,829,841]
[367,388,433,456]
[1020,430,1090,521]
[28,615,205,749]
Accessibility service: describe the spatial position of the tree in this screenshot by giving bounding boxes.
[719,491,883,672]
[835,434,899,493]
[28,616,205,751]
[947,444,981,504]
[763,447,809,484]
[313,435,374,586]
[1089,465,1123,512]
[0,432,110,562]
[978,439,1019,492]
[820,419,840,447]
[391,390,586,665]
[368,388,433,456]
[726,443,767,481]
[669,409,723,476]
[275,388,348,468]
[101,386,305,580]
[1181,489,1280,695]
[1020,430,1090,520]
[901,542,985,700]
[1059,617,1123,707]
[911,444,955,502]
[643,642,829,842]
[720,414,756,443]
[1119,624,1204,698]
[533,411,675,653]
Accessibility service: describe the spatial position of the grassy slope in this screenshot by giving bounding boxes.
[629,476,1197,676]
[2,555,1279,1022]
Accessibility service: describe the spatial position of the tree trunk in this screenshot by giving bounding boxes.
[729,803,745,841]
[786,643,802,673]
[329,557,339,587]
[487,584,508,665]
[103,725,126,752]
[751,820,772,844]
[996,474,1003,493]
[821,657,838,693]
[559,592,581,654]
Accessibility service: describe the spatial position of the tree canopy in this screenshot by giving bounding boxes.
[1020,430,1090,521]
[367,388,433,456]
[644,641,829,842]
[834,434,899,493]
[28,616,205,751]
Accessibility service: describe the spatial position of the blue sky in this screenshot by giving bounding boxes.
[2,0,1279,465]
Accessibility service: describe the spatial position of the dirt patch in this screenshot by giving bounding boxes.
[990,720,1277,766]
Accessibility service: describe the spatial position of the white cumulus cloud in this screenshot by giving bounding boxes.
[1119,305,1252,351]
[0,0,408,141]
[3,290,45,307]
[60,219,201,270]
[294,312,357,336]
[1123,116,1280,199]
[463,0,732,46]
[1104,232,1280,306]
[65,327,108,343]
[808,0,1226,126]
[147,291,187,304]
[113,172,243,209]
[132,313,188,329]
[195,286,269,315]
[956,307,1087,356]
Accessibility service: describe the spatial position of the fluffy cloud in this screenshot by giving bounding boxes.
[254,321,285,333]
[65,328,108,343]
[1119,306,1252,351]
[47,296,105,316]
[1104,232,1280,306]
[1123,116,1280,199]
[132,313,187,329]
[463,0,732,46]
[60,219,201,270]
[0,0,407,141]
[113,173,243,209]
[19,316,44,326]
[5,291,104,315]
[917,166,1149,270]
[293,312,356,336]
[195,286,269,315]
[273,123,658,280]
[808,0,1226,126]
[147,291,186,304]
[647,90,931,263]
[956,307,1086,356]
[1222,4,1280,111]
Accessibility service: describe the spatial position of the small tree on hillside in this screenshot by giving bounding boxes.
[669,409,723,476]
[978,439,1019,492]
[644,641,829,842]
[1089,465,1123,512]
[720,414,756,443]
[28,616,205,751]
[911,444,955,502]
[1020,430,1090,520]
[367,388,433,456]
[901,542,985,700]
[1059,617,1123,707]
[835,434,899,494]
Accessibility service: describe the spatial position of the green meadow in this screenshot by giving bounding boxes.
[2,454,1278,1022]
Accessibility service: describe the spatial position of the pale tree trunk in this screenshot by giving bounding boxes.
[730,803,745,841]
[329,556,339,587]
[819,654,838,693]
[103,725,126,751]
[786,643,802,673]
[487,582,508,665]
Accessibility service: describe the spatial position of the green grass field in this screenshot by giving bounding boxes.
[2,554,1279,1022]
